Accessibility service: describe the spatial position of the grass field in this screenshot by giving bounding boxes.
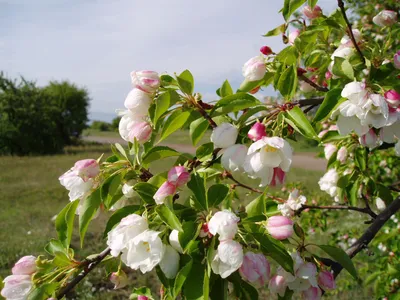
[0,139,373,299]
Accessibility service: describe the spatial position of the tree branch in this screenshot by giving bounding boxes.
[298,204,377,218]
[337,0,365,63]
[224,172,263,194]
[295,97,325,107]
[56,248,111,299]
[299,75,329,92]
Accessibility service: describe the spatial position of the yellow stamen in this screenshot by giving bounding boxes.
[264,145,278,153]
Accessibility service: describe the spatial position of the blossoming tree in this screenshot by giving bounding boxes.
[2,0,400,299]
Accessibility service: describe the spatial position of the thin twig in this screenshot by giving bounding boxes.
[303,104,318,114]
[225,172,263,193]
[337,0,365,63]
[293,97,325,107]
[299,75,329,92]
[56,248,111,299]
[297,204,377,218]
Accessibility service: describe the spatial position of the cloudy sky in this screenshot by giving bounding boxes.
[1,0,336,121]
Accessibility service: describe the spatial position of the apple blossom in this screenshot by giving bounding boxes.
[318,270,336,291]
[159,245,180,279]
[167,166,190,187]
[169,230,183,253]
[153,181,177,205]
[340,29,362,47]
[130,70,160,94]
[302,286,322,300]
[372,10,397,27]
[211,240,243,278]
[288,262,318,291]
[127,121,152,143]
[199,223,212,238]
[59,167,95,202]
[239,252,270,286]
[362,94,389,129]
[266,216,294,240]
[270,167,286,187]
[121,230,165,273]
[384,90,400,108]
[73,159,100,181]
[12,255,37,275]
[288,30,300,45]
[324,144,337,160]
[221,144,248,172]
[242,56,266,81]
[318,169,339,201]
[394,51,400,69]
[337,146,348,163]
[208,210,239,240]
[302,5,322,19]
[248,122,266,141]
[110,271,128,289]
[244,136,292,186]
[359,129,381,149]
[1,275,32,300]
[268,275,287,297]
[107,214,148,257]
[124,88,152,116]
[122,180,135,198]
[260,45,272,55]
[210,123,238,149]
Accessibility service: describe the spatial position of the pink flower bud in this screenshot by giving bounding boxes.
[270,167,286,187]
[124,88,152,116]
[303,5,322,19]
[359,129,380,149]
[266,216,294,240]
[372,10,397,27]
[302,286,322,300]
[128,121,152,143]
[325,71,332,80]
[395,51,400,70]
[318,130,328,138]
[260,46,272,55]
[138,296,149,300]
[168,166,190,187]
[268,275,287,297]
[74,159,100,181]
[288,30,300,45]
[337,146,348,163]
[110,271,128,289]
[242,56,266,81]
[248,122,266,141]
[384,90,400,108]
[239,252,270,287]
[318,270,336,291]
[153,181,176,205]
[297,68,307,76]
[1,275,32,299]
[324,144,337,160]
[130,70,160,93]
[12,256,37,275]
[199,223,211,238]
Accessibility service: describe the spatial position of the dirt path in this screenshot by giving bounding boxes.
[83,136,326,171]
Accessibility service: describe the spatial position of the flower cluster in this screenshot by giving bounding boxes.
[278,189,307,217]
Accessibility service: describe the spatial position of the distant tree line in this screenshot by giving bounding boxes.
[89,117,120,132]
[0,73,89,155]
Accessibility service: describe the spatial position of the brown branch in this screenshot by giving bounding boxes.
[337,0,365,63]
[56,248,111,299]
[298,204,377,218]
[224,172,263,193]
[294,97,325,107]
[331,196,400,278]
[299,75,329,92]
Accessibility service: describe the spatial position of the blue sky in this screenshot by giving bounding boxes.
[1,0,336,122]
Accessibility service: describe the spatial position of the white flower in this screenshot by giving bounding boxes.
[362,94,389,129]
[376,197,386,211]
[340,29,361,47]
[208,210,240,240]
[211,240,243,278]
[244,137,292,186]
[124,88,152,116]
[373,10,398,27]
[159,245,180,279]
[277,202,294,217]
[221,144,248,172]
[242,56,266,81]
[107,214,148,257]
[288,263,318,292]
[380,121,400,143]
[59,172,93,202]
[122,180,135,198]
[130,70,160,94]
[324,144,337,160]
[287,189,307,210]
[121,230,165,273]
[210,123,239,149]
[337,146,348,163]
[1,275,32,300]
[169,230,183,253]
[118,110,145,142]
[318,169,339,201]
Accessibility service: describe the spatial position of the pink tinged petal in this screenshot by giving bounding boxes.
[128,122,152,143]
[394,51,400,70]
[302,5,322,19]
[269,275,287,297]
[12,255,37,275]
[384,90,400,108]
[153,182,176,205]
[270,168,286,187]
[302,286,322,300]
[288,30,300,45]
[73,159,100,180]
[318,270,336,291]
[248,122,267,141]
[1,275,32,299]
[167,166,190,187]
[266,216,294,240]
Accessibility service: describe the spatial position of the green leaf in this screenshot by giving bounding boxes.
[79,189,101,247]
[246,194,266,217]
[282,0,306,21]
[237,72,274,93]
[332,56,354,80]
[133,182,158,204]
[190,118,209,146]
[253,233,294,273]
[237,105,269,125]
[103,205,141,237]
[220,80,233,97]
[44,239,68,256]
[187,173,208,211]
[377,184,393,202]
[321,130,344,142]
[101,173,123,209]
[196,142,214,161]
[285,106,318,139]
[28,283,58,300]
[354,147,367,171]
[348,178,360,206]
[275,46,299,65]
[308,0,317,8]
[176,69,194,95]
[160,110,191,142]
[173,257,193,297]
[182,262,206,300]
[179,221,197,251]
[264,24,286,37]
[156,204,183,232]
[130,287,154,300]
[115,143,129,161]
[313,88,342,123]
[305,50,329,68]
[142,146,180,164]
[161,74,178,88]
[212,93,260,116]
[317,245,358,279]
[55,200,79,248]
[154,91,171,126]
[207,184,229,208]
[277,65,297,98]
